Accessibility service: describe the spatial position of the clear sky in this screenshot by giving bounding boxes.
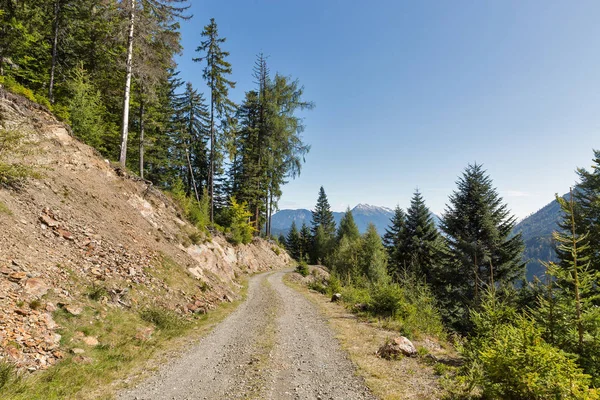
[175,0,600,220]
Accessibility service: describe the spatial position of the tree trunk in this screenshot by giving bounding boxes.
[209,83,214,224]
[119,0,135,167]
[186,148,200,204]
[48,0,60,103]
[138,100,145,179]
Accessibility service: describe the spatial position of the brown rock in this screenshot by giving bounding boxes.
[0,267,11,275]
[8,271,27,282]
[57,228,74,241]
[64,304,82,316]
[39,215,59,228]
[15,308,29,316]
[71,348,85,354]
[23,278,50,297]
[82,336,99,346]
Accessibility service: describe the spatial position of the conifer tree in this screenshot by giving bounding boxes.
[310,186,335,264]
[336,207,360,242]
[439,163,525,332]
[194,18,236,223]
[359,224,389,284]
[383,206,407,280]
[299,222,312,262]
[404,189,445,281]
[285,221,301,260]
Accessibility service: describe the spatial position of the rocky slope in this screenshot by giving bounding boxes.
[0,89,291,373]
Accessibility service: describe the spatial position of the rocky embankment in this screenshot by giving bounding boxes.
[0,89,291,372]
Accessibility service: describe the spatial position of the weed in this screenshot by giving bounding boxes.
[86,284,108,301]
[28,299,42,310]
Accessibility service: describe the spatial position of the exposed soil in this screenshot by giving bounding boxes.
[118,269,376,400]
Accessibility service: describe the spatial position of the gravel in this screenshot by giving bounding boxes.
[118,269,376,400]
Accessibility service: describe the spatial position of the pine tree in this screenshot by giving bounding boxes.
[310,186,335,264]
[336,207,360,242]
[439,163,525,332]
[285,221,301,260]
[383,206,407,280]
[404,189,445,281]
[299,222,311,262]
[193,18,236,224]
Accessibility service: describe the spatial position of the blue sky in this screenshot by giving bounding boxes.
[175,1,600,220]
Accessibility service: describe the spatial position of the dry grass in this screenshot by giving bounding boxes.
[285,274,459,400]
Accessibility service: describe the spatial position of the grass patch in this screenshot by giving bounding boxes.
[0,128,40,188]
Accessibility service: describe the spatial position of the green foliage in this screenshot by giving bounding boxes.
[139,307,184,333]
[285,221,302,260]
[454,290,597,400]
[383,205,408,279]
[171,180,210,232]
[295,261,309,277]
[228,197,254,245]
[67,64,108,152]
[359,224,389,285]
[2,75,35,102]
[0,361,16,390]
[337,207,360,242]
[310,187,336,264]
[438,163,525,333]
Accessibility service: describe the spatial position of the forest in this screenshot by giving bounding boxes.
[285,160,600,399]
[0,0,311,240]
[2,0,600,399]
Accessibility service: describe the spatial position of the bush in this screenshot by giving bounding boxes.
[296,261,309,277]
[0,361,16,390]
[228,197,254,245]
[2,75,36,102]
[476,317,594,399]
[369,283,406,318]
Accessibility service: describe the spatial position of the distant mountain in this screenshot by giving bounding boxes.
[272,204,441,238]
[271,204,395,237]
[513,193,568,281]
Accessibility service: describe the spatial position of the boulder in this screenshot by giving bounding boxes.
[377,336,417,359]
[331,293,342,302]
[23,278,49,297]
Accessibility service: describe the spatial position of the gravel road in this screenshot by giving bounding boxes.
[118,269,376,400]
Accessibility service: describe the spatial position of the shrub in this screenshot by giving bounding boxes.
[296,261,309,277]
[369,283,406,318]
[308,281,327,294]
[228,197,254,245]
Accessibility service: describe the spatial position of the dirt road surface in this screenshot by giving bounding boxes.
[118,269,376,400]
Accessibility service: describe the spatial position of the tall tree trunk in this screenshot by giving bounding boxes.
[186,148,200,204]
[48,0,60,103]
[138,100,145,179]
[119,0,135,167]
[209,82,215,224]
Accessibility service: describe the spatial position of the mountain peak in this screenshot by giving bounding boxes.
[352,203,393,213]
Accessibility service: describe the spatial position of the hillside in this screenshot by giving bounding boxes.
[0,90,291,377]
[513,193,567,280]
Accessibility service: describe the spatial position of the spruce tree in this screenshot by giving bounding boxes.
[404,189,445,281]
[285,221,301,260]
[310,186,335,264]
[439,163,525,332]
[299,222,311,262]
[383,206,407,280]
[193,18,236,223]
[336,207,360,242]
